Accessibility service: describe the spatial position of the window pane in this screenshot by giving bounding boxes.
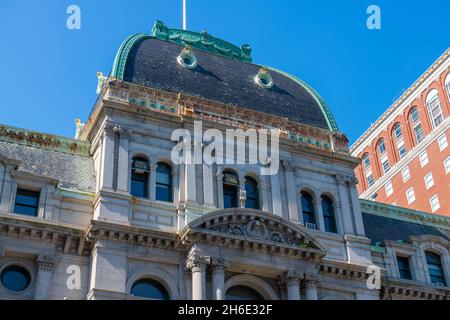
[131,279,169,300]
[155,163,172,202]
[14,189,40,217]
[245,177,260,209]
[301,192,316,225]
[322,196,337,233]
[224,184,238,208]
[397,256,412,280]
[131,173,148,198]
[425,252,446,286]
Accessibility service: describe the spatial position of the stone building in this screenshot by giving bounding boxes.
[0,21,449,300]
[351,49,450,215]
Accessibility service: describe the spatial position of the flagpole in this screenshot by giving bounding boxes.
[183,0,187,30]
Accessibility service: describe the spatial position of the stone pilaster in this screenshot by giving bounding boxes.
[280,270,302,300]
[211,258,229,300]
[283,161,299,222]
[304,273,320,300]
[34,255,56,300]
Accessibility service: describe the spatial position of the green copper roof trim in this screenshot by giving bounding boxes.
[151,20,252,63]
[112,33,149,80]
[268,67,339,132]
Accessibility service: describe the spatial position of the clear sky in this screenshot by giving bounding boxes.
[0,0,449,143]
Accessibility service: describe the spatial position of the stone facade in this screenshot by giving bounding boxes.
[0,22,449,300]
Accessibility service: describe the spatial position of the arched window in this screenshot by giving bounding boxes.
[301,191,316,228]
[445,73,450,101]
[409,108,424,144]
[425,252,447,286]
[393,123,407,159]
[225,286,264,300]
[131,156,149,198]
[130,279,170,300]
[223,171,239,208]
[156,163,173,202]
[426,90,444,129]
[362,153,371,170]
[245,177,260,210]
[321,195,337,234]
[377,139,390,174]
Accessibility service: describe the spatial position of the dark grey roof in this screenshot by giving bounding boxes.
[0,141,95,193]
[123,38,331,130]
[362,212,450,245]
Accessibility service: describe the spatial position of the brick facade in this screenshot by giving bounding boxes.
[351,49,450,216]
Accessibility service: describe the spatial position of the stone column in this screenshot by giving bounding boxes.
[99,124,117,191]
[216,169,224,209]
[304,274,320,300]
[283,161,299,222]
[260,181,270,212]
[313,199,325,232]
[187,251,210,300]
[281,271,301,300]
[239,173,247,209]
[149,160,158,201]
[335,175,354,235]
[270,173,283,217]
[34,255,56,300]
[211,259,229,300]
[203,163,215,208]
[347,177,366,236]
[116,128,130,193]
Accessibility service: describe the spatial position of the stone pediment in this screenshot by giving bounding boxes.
[181,209,326,259]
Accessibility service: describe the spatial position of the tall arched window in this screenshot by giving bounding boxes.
[130,279,170,300]
[409,108,424,144]
[426,90,444,129]
[321,195,337,234]
[301,191,316,228]
[445,73,450,101]
[156,163,173,202]
[393,123,407,159]
[223,171,239,208]
[245,177,260,210]
[131,156,149,198]
[425,252,447,286]
[377,139,390,174]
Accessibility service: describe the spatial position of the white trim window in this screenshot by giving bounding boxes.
[426,90,444,129]
[446,73,450,101]
[385,181,394,197]
[402,166,411,182]
[424,172,434,190]
[438,134,448,151]
[445,157,450,174]
[406,188,416,205]
[429,195,440,213]
[419,151,429,167]
[397,141,407,159]
[366,171,375,187]
[410,108,424,144]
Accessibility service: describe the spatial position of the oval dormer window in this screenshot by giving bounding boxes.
[254,67,273,89]
[177,45,198,69]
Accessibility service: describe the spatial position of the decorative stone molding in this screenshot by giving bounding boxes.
[186,248,211,273]
[180,209,327,260]
[210,258,230,272]
[37,255,56,272]
[382,279,450,300]
[304,273,321,286]
[279,270,302,285]
[282,160,294,172]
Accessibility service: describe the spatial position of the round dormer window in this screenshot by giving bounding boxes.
[177,46,198,69]
[254,67,273,89]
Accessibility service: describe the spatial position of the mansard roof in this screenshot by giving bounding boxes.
[0,124,95,193]
[111,21,339,132]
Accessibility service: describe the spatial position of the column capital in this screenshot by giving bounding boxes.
[280,270,302,285]
[37,255,56,272]
[347,177,359,187]
[186,249,210,273]
[334,174,346,185]
[210,258,230,272]
[282,160,294,172]
[304,273,320,286]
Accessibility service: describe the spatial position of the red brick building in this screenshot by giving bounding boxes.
[351,48,450,216]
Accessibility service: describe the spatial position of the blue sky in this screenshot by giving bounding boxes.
[0,0,449,143]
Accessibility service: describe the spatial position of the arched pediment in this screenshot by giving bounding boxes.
[181,209,326,259]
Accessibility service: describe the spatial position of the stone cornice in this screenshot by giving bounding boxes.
[0,123,91,157]
[382,278,450,300]
[360,199,450,230]
[318,259,386,282]
[0,213,92,256]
